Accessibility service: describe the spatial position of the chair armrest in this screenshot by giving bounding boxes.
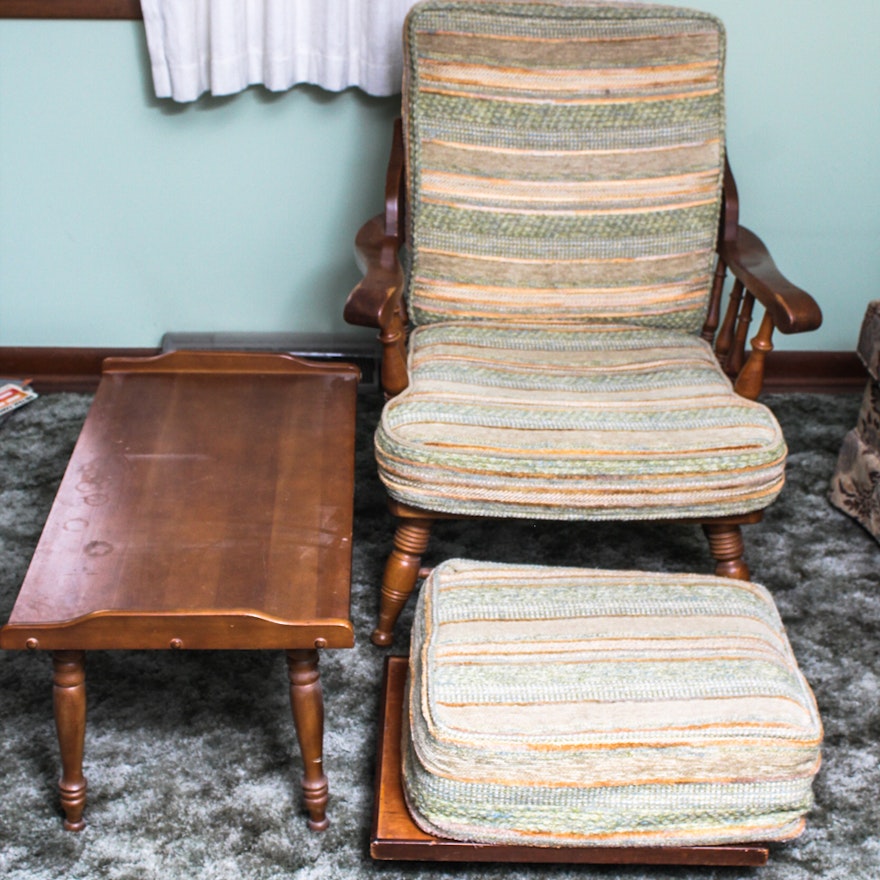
[343,214,406,331]
[344,118,407,331]
[718,226,822,334]
[343,119,410,396]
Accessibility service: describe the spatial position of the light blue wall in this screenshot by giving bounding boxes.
[1,3,878,350]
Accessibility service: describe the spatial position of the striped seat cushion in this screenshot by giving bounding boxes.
[404,0,726,332]
[404,560,823,847]
[376,322,786,520]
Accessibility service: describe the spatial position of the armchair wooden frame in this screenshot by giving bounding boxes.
[346,119,822,647]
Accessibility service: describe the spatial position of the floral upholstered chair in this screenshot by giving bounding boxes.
[345,0,822,646]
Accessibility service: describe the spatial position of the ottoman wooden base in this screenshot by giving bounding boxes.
[372,657,769,867]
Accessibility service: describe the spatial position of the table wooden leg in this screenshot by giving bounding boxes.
[52,650,87,832]
[286,649,329,831]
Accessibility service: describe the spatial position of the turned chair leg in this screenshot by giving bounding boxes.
[703,522,750,580]
[52,650,87,832]
[373,517,433,647]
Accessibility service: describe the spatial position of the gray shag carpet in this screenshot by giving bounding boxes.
[0,389,877,880]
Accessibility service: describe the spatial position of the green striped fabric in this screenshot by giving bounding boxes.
[404,560,823,846]
[403,0,726,331]
[376,323,786,519]
[379,3,785,520]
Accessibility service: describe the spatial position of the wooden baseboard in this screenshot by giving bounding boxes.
[0,347,867,395]
[762,351,866,394]
[1,347,160,392]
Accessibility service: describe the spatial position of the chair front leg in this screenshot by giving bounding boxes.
[373,517,434,646]
[702,522,750,580]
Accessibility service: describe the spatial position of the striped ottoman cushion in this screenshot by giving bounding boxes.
[403,0,726,333]
[404,560,822,847]
[376,323,787,520]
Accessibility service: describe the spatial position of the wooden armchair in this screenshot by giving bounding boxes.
[345,0,822,647]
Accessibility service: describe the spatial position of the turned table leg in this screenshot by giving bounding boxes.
[52,650,87,831]
[286,649,329,831]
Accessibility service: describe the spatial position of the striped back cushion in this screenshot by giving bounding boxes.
[403,1,727,332]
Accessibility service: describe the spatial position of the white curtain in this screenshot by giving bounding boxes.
[141,0,418,102]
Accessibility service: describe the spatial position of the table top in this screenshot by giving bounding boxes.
[0,351,359,651]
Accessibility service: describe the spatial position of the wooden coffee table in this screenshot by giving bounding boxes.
[0,351,358,832]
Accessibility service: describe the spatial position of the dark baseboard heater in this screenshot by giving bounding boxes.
[160,332,382,392]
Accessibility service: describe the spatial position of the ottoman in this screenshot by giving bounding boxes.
[402,560,822,851]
